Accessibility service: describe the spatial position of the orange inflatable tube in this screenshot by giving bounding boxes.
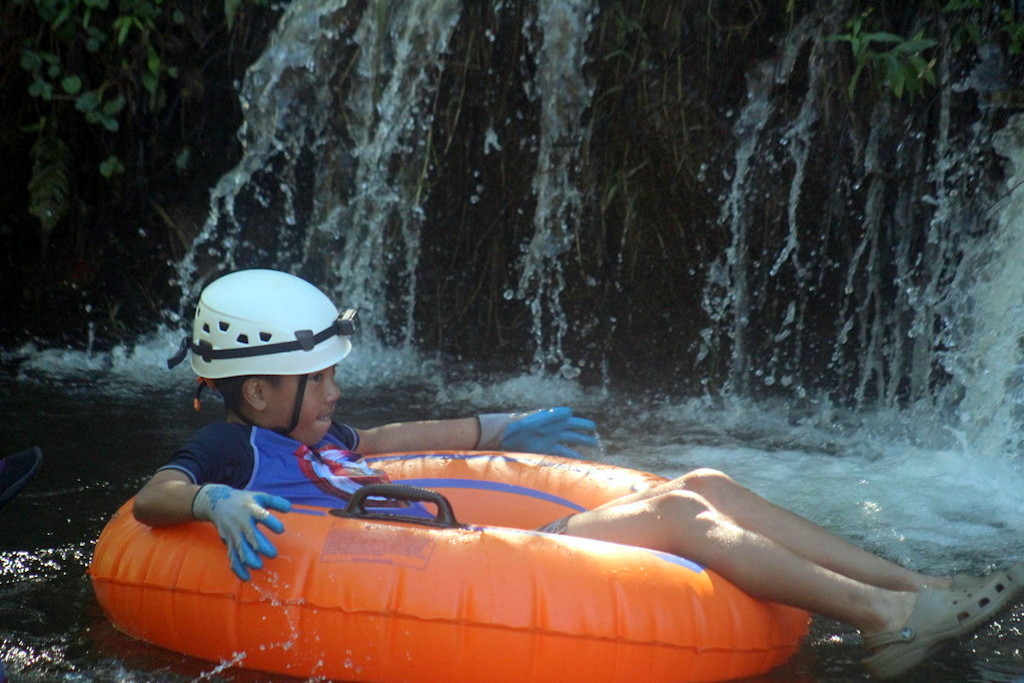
[90,452,809,682]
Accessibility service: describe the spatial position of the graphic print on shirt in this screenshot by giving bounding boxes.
[294,442,402,506]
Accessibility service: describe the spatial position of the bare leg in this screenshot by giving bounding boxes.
[571,482,1024,680]
[569,489,916,634]
[597,468,947,592]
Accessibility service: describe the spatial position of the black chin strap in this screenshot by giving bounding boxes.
[222,375,309,437]
[276,374,309,437]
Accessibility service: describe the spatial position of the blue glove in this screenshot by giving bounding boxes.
[192,484,292,581]
[480,407,597,459]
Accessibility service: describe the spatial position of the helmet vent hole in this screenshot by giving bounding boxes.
[236,334,249,344]
[202,323,210,333]
[219,321,230,332]
[259,332,272,342]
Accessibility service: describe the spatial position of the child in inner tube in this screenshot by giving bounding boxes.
[135,268,1024,681]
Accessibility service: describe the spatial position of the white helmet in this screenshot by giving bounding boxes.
[172,269,356,379]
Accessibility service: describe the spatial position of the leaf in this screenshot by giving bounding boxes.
[99,155,125,178]
[860,31,904,45]
[909,55,937,85]
[848,61,865,100]
[61,75,82,94]
[102,94,126,116]
[51,2,74,29]
[28,129,71,246]
[20,50,42,72]
[141,72,158,95]
[75,90,101,112]
[892,38,938,54]
[114,16,132,45]
[28,79,54,101]
[146,44,161,76]
[891,71,905,98]
[224,0,242,29]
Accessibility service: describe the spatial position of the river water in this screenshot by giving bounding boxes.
[1,336,1023,682]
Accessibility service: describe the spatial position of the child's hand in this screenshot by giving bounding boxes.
[192,484,292,581]
[497,407,598,459]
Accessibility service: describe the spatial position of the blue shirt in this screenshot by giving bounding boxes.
[160,421,430,516]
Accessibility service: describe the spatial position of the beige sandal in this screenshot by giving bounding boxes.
[863,567,1024,679]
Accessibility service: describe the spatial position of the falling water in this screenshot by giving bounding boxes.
[173,0,350,299]
[698,0,1024,461]
[168,0,1024,455]
[515,0,595,376]
[173,0,463,345]
[312,0,463,343]
[173,0,593,368]
[949,114,1024,457]
[700,3,851,401]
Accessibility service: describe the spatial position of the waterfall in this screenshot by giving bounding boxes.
[173,0,463,344]
[313,0,463,344]
[702,7,846,399]
[515,0,595,376]
[697,0,1017,448]
[172,0,594,367]
[948,114,1024,457]
[173,0,351,303]
[161,0,1024,459]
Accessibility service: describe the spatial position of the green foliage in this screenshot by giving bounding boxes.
[1002,8,1024,54]
[14,0,268,237]
[19,0,175,131]
[826,1,1024,102]
[828,12,938,100]
[99,154,125,177]
[17,0,177,234]
[27,125,71,251]
[928,0,1024,54]
[938,0,985,52]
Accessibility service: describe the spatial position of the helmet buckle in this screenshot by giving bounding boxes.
[337,309,358,335]
[294,329,316,351]
[195,339,216,362]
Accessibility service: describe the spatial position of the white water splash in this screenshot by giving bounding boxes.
[173,0,462,348]
[697,0,1024,466]
[701,10,825,394]
[317,0,462,343]
[174,0,353,300]
[949,113,1024,459]
[515,0,595,376]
